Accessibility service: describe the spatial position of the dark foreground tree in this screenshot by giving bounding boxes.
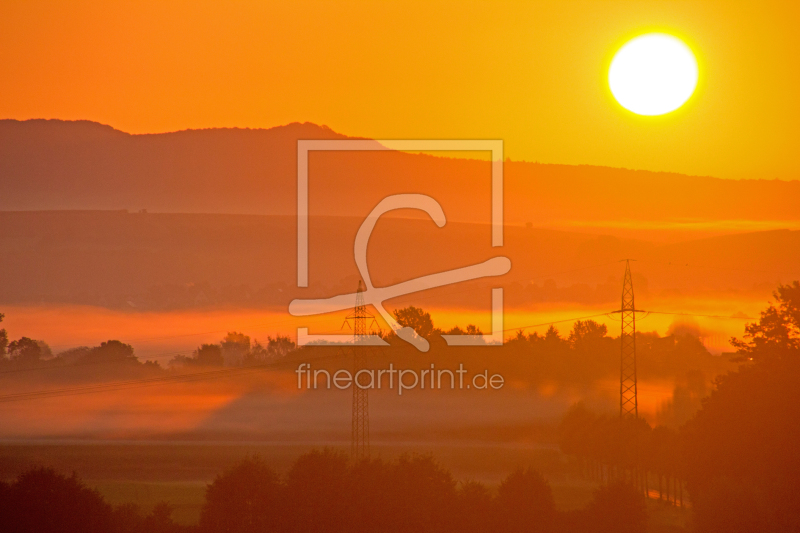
[200,456,282,533]
[387,454,457,533]
[0,467,187,533]
[497,467,556,533]
[585,482,647,533]
[452,480,495,533]
[683,281,800,532]
[284,449,349,533]
[0,467,112,533]
[558,482,647,533]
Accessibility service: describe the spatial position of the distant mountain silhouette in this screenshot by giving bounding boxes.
[2,119,800,231]
[0,119,345,215]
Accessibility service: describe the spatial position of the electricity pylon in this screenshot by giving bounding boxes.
[618,259,639,417]
[344,281,374,459]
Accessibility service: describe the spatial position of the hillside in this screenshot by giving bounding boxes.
[2,120,800,240]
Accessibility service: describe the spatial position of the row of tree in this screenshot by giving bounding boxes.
[0,313,294,372]
[0,450,648,533]
[559,404,684,505]
[169,332,295,368]
[385,306,730,385]
[1,303,727,390]
[0,467,189,533]
[0,330,152,370]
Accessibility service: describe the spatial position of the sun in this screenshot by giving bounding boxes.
[609,33,698,116]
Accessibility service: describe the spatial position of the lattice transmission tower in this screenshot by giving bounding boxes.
[619,259,639,417]
[344,281,375,459]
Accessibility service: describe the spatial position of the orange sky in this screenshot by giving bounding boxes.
[2,0,799,180]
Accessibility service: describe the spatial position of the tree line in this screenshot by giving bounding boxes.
[559,404,684,505]
[381,306,731,388]
[169,332,295,367]
[0,449,647,533]
[0,316,294,372]
[1,305,727,390]
[558,281,800,533]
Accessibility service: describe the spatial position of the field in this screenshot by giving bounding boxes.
[0,442,690,530]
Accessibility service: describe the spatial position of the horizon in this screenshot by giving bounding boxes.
[3,117,799,182]
[3,1,800,182]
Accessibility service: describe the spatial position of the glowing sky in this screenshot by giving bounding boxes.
[2,0,799,180]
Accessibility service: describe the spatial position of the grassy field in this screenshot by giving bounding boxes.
[0,442,690,529]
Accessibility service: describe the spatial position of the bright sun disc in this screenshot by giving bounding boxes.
[609,33,698,116]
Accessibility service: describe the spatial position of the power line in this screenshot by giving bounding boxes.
[30,260,619,362]
[0,258,763,394]
[502,313,611,334]
[1,306,755,379]
[40,256,766,353]
[500,309,754,337]
[637,259,800,277]
[45,312,325,352]
[0,304,757,403]
[645,310,757,320]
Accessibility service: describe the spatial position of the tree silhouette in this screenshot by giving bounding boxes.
[497,467,555,533]
[0,312,8,358]
[0,467,113,533]
[568,320,608,352]
[81,340,138,365]
[221,332,250,365]
[267,335,295,358]
[732,281,800,363]
[585,482,647,533]
[144,502,183,533]
[543,325,567,358]
[452,481,495,533]
[194,344,224,366]
[683,280,800,531]
[284,449,349,533]
[393,306,434,338]
[200,456,282,533]
[388,454,456,533]
[7,337,42,364]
